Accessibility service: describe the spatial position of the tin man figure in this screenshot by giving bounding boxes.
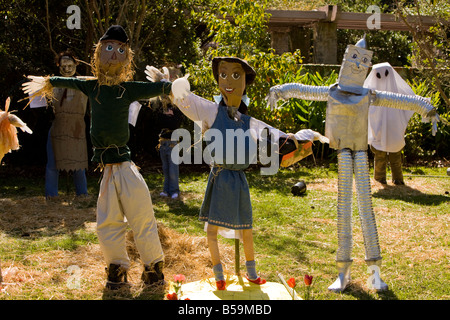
[267,36,440,293]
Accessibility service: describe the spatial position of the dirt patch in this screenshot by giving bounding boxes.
[0,195,235,299]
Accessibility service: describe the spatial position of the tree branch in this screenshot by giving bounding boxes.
[138,2,174,58]
[116,0,129,26]
[105,0,110,27]
[91,0,105,35]
[84,0,99,41]
[45,0,58,59]
[133,0,147,52]
[396,0,450,109]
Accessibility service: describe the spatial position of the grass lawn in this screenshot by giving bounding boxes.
[0,162,448,300]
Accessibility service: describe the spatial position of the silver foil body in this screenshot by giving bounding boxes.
[325,84,371,151]
[336,149,381,262]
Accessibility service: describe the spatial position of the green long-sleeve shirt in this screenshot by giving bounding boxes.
[49,76,172,164]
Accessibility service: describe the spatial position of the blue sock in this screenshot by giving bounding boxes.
[246,260,258,280]
[213,263,224,281]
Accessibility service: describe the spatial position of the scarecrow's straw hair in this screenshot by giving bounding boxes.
[91,41,135,86]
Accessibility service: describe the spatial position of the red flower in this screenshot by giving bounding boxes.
[174,274,186,283]
[304,274,313,286]
[287,277,296,288]
[166,292,178,300]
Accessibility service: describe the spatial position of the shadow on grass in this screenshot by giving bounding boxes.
[0,195,97,240]
[343,283,399,300]
[372,184,449,206]
[101,282,166,300]
[152,192,202,220]
[256,227,335,265]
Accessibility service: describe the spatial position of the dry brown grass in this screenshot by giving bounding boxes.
[0,195,236,299]
[1,169,448,300]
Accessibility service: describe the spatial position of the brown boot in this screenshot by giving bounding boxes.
[105,264,129,290]
[370,145,387,184]
[141,261,165,285]
[388,150,404,185]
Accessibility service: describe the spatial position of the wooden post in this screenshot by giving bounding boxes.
[314,5,339,64]
[234,239,240,275]
[66,171,70,195]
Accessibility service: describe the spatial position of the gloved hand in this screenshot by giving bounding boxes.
[145,65,170,82]
[22,76,46,95]
[171,75,191,101]
[422,108,443,136]
[265,85,284,111]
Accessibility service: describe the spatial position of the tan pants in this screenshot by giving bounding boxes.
[370,145,404,183]
[96,161,164,269]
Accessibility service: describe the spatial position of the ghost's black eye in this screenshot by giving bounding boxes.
[385,69,389,77]
[376,72,381,79]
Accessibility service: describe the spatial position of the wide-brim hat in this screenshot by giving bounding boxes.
[212,57,256,86]
[99,25,129,44]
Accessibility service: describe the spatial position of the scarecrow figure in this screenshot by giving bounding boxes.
[0,97,33,163]
[267,36,440,292]
[147,57,328,290]
[23,25,172,289]
[41,50,90,199]
[364,62,416,186]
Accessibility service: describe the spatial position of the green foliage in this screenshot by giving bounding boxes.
[187,0,338,135]
[205,0,272,56]
[0,0,211,94]
[396,0,450,111]
[404,78,450,160]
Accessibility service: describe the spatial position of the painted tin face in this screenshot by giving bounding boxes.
[59,57,76,77]
[217,62,246,108]
[338,45,373,90]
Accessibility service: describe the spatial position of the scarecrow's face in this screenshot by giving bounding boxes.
[99,40,129,73]
[218,62,246,108]
[59,57,76,77]
[338,45,373,88]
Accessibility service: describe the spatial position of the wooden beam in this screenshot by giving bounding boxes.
[266,9,441,32]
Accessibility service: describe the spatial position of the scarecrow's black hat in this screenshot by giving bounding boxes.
[212,57,256,86]
[99,25,129,44]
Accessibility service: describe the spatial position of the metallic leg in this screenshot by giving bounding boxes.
[329,149,353,292]
[354,151,388,291]
[336,149,353,262]
[328,261,352,293]
[366,259,388,292]
[354,151,381,261]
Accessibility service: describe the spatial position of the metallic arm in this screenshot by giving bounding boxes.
[371,90,441,135]
[371,90,436,116]
[266,83,330,110]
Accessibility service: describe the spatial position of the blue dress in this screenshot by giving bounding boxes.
[199,103,256,230]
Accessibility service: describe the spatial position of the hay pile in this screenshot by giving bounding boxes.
[0,195,235,299]
[124,223,235,287]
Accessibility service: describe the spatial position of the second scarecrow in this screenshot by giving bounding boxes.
[148,56,328,290]
[23,25,172,289]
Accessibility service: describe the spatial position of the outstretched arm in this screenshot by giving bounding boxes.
[371,90,442,135]
[167,76,218,133]
[266,83,330,110]
[22,76,92,106]
[249,117,328,143]
[250,116,328,168]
